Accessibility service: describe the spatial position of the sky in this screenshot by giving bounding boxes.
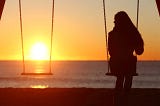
[0,0,159,60]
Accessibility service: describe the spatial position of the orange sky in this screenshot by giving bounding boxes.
[0,0,159,60]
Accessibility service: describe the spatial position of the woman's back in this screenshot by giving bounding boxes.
[108,11,144,76]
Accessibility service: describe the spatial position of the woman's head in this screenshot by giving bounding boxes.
[114,11,135,30]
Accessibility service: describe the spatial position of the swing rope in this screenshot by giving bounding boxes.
[19,0,25,73]
[104,0,140,75]
[19,0,54,75]
[136,0,140,29]
[50,0,55,73]
[102,0,110,74]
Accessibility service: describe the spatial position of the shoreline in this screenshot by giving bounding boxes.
[0,88,160,106]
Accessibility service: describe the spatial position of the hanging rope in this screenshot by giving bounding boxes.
[50,0,55,73]
[19,0,25,73]
[136,0,140,29]
[19,0,54,75]
[134,0,140,58]
[102,0,110,74]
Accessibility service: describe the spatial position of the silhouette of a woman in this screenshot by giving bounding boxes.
[108,11,144,92]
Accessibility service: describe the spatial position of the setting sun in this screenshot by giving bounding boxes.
[30,42,49,60]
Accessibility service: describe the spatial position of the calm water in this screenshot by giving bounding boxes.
[0,61,160,88]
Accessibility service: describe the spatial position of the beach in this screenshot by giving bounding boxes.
[0,88,160,106]
[0,61,160,106]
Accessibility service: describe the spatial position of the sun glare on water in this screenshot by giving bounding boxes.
[30,85,49,89]
[30,42,49,60]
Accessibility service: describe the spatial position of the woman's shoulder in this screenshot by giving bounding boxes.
[109,30,114,36]
[109,27,119,36]
[108,30,118,39]
[108,30,115,38]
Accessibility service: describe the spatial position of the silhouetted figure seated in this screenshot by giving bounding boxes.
[108,11,144,106]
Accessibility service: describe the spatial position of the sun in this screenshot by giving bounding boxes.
[30,42,49,60]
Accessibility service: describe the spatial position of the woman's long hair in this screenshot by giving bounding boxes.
[113,11,144,55]
[114,11,138,35]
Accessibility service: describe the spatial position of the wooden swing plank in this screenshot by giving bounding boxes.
[105,73,115,76]
[105,73,138,76]
[21,73,53,75]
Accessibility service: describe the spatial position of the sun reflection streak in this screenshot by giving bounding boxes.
[30,85,48,89]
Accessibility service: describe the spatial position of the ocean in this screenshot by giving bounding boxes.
[0,61,160,88]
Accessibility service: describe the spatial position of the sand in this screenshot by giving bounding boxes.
[0,88,160,106]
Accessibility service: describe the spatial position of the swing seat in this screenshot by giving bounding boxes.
[105,72,138,76]
[21,72,53,75]
[105,72,115,76]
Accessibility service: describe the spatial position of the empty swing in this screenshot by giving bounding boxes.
[104,0,139,76]
[19,0,55,75]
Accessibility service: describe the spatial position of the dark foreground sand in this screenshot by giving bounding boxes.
[0,88,160,106]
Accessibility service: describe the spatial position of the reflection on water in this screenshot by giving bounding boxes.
[25,61,50,74]
[30,85,49,89]
[0,61,160,88]
[35,69,45,73]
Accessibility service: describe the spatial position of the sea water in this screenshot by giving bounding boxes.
[0,61,160,88]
